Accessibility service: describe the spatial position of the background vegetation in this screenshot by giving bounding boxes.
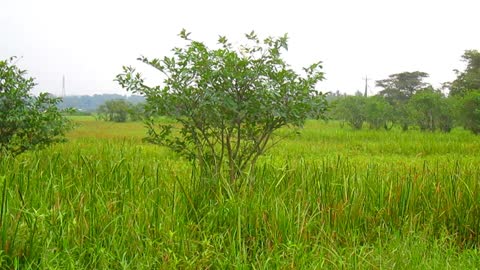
[58,94,145,113]
[330,50,480,134]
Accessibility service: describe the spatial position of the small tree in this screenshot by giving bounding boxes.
[127,102,145,121]
[365,96,394,130]
[458,90,480,134]
[376,71,431,131]
[331,95,367,129]
[97,99,131,122]
[0,57,73,157]
[376,71,430,102]
[438,96,456,133]
[116,30,326,183]
[450,50,480,96]
[408,89,453,132]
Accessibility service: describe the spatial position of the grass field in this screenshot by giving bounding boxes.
[1,116,479,269]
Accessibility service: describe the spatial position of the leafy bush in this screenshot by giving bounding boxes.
[117,30,327,182]
[331,95,367,129]
[408,89,454,132]
[459,90,480,134]
[0,57,73,157]
[365,96,394,129]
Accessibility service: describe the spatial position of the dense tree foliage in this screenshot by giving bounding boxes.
[117,30,327,182]
[447,50,480,133]
[97,99,145,122]
[329,60,479,134]
[331,95,393,130]
[458,91,480,134]
[364,96,394,129]
[376,71,430,103]
[375,71,432,131]
[59,94,145,112]
[128,103,146,121]
[331,95,367,129]
[450,50,480,96]
[0,57,73,157]
[407,89,454,132]
[329,91,471,134]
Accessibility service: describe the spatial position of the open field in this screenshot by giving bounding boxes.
[1,116,480,269]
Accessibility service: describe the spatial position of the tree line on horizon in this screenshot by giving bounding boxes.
[58,93,145,112]
[329,50,480,134]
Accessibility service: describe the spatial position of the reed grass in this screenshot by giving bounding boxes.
[0,117,479,269]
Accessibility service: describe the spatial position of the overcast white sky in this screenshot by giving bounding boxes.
[1,0,479,96]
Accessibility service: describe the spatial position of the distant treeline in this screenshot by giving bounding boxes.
[59,94,145,112]
[326,50,480,134]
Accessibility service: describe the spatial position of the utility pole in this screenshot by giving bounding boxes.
[363,76,370,97]
[62,75,66,98]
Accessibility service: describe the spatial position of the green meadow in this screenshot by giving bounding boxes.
[1,116,479,269]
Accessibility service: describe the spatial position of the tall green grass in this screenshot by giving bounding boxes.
[0,119,479,269]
